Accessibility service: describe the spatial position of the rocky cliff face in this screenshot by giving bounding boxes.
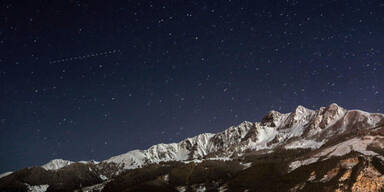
[1,103,384,192]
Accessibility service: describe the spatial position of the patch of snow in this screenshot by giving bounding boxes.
[82,182,107,192]
[308,172,316,182]
[183,157,232,164]
[317,136,380,158]
[26,184,49,192]
[240,162,252,169]
[176,186,186,192]
[254,126,278,148]
[183,159,203,164]
[162,174,169,182]
[99,174,108,181]
[377,156,384,161]
[0,171,12,179]
[41,159,73,170]
[218,185,228,192]
[195,184,206,192]
[289,135,384,171]
[208,157,232,161]
[285,139,324,149]
[320,174,331,182]
[79,160,99,164]
[289,157,319,172]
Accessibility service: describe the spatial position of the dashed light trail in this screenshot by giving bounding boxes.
[49,49,120,64]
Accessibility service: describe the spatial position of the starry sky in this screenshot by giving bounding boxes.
[1,0,384,173]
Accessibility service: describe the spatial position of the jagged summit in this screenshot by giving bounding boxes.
[294,105,312,113]
[261,110,282,127]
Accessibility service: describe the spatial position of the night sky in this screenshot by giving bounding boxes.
[1,0,384,173]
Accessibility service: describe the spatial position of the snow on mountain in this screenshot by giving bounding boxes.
[79,160,100,164]
[36,103,384,172]
[318,135,381,157]
[289,135,384,171]
[2,103,384,192]
[102,103,384,170]
[41,159,74,170]
[105,133,215,169]
[284,139,324,149]
[40,159,100,171]
[81,182,108,192]
[0,171,13,179]
[26,184,49,192]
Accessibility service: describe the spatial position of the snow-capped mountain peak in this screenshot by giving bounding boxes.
[260,110,282,127]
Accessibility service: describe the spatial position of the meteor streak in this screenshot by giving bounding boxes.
[49,49,120,64]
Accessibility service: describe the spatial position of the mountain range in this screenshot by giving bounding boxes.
[1,103,384,192]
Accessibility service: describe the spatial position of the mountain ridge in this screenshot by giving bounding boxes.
[11,103,384,172]
[2,103,384,192]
